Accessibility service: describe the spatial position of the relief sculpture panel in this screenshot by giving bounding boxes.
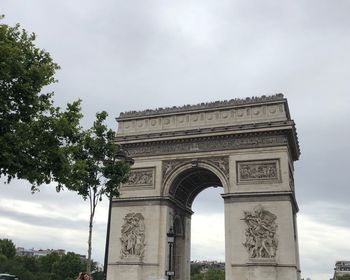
[120,213,146,260]
[237,159,280,184]
[242,206,278,259]
[123,168,154,188]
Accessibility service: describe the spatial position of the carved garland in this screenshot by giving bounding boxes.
[242,206,278,259]
[120,213,146,259]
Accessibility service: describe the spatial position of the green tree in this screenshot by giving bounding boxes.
[0,18,132,277]
[52,252,81,280]
[0,19,82,190]
[0,239,92,280]
[0,238,16,259]
[24,255,38,272]
[65,111,133,273]
[190,265,225,280]
[91,270,103,280]
[206,267,225,280]
[0,255,37,280]
[38,252,60,273]
[191,263,202,276]
[192,274,204,280]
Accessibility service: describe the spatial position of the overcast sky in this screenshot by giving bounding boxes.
[1,1,350,279]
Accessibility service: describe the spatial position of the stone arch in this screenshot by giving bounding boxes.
[162,160,229,280]
[162,159,229,208]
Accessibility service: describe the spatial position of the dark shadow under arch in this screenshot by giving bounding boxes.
[169,167,223,209]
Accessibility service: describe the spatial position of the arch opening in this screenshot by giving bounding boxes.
[191,187,225,265]
[168,166,225,280]
[169,166,224,209]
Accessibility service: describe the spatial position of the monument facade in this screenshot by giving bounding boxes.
[106,94,301,280]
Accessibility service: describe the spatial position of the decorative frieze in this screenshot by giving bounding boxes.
[123,168,154,188]
[242,206,278,259]
[237,159,280,184]
[120,213,146,259]
[162,156,229,182]
[122,134,288,158]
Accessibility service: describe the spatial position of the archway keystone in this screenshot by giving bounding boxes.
[106,94,301,280]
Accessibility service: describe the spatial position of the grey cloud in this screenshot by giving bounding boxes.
[300,201,350,229]
[0,207,86,230]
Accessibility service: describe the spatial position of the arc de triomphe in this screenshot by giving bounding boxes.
[106,94,301,280]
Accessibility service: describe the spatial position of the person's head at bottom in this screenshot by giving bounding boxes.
[77,272,92,280]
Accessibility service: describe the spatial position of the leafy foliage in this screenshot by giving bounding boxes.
[206,267,225,280]
[190,264,225,280]
[67,111,131,198]
[0,20,82,190]
[52,252,82,280]
[191,263,202,276]
[0,238,16,259]
[0,19,132,276]
[65,111,132,273]
[0,251,95,280]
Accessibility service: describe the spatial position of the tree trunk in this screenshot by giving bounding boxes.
[87,210,94,274]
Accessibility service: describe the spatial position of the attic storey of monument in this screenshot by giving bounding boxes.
[106,94,301,280]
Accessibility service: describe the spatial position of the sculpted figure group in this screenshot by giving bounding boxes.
[242,206,278,259]
[120,213,145,259]
[126,171,153,186]
[240,164,277,180]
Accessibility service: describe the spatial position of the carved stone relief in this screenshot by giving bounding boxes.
[237,159,280,184]
[210,157,229,177]
[162,156,229,182]
[124,168,154,187]
[120,213,146,259]
[123,134,288,157]
[242,206,278,259]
